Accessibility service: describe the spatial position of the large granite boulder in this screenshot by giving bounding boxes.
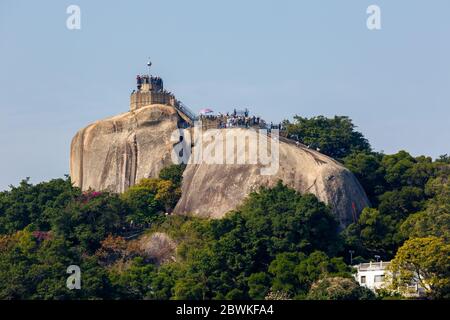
[70,105,370,228]
[70,104,180,192]
[173,128,370,228]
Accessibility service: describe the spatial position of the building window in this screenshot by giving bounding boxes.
[374,275,385,283]
[361,276,366,284]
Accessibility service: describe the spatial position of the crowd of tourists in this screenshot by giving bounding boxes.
[199,109,284,131]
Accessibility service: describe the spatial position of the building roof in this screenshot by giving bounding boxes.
[354,261,391,272]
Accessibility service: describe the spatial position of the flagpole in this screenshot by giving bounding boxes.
[147,59,152,76]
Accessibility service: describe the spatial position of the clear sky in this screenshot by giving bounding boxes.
[1,0,449,191]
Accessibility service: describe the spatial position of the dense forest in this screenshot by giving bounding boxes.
[0,115,448,300]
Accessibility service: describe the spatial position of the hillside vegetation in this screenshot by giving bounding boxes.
[0,115,448,299]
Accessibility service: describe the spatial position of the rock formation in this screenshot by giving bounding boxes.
[173,128,369,228]
[138,232,177,265]
[70,104,370,228]
[70,104,181,193]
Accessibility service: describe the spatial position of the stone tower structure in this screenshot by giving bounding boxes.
[130,74,177,111]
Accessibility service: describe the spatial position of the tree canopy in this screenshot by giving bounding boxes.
[388,237,450,299]
[0,116,448,300]
[284,115,371,159]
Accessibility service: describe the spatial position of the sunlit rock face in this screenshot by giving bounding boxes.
[174,128,370,228]
[70,107,370,228]
[70,104,180,193]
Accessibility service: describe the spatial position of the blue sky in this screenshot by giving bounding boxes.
[0,0,449,190]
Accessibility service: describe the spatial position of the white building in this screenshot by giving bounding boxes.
[354,261,390,291]
[354,261,425,297]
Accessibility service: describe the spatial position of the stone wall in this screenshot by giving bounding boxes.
[130,91,176,111]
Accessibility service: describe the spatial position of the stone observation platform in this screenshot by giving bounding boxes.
[130,64,278,133]
[70,62,371,228]
[130,73,197,125]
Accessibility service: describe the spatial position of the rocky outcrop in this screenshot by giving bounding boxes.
[70,104,370,227]
[173,128,370,228]
[70,104,181,192]
[138,232,177,265]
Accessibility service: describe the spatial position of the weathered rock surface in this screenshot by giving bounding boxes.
[138,232,177,265]
[70,104,180,192]
[174,128,370,228]
[70,105,370,228]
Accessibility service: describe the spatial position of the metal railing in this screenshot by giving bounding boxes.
[175,101,198,122]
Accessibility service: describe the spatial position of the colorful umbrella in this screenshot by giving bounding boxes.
[199,108,214,114]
